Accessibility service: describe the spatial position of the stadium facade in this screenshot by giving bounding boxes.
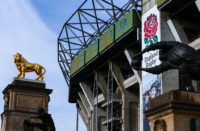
[58,0,200,131]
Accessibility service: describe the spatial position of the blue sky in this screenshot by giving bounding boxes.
[0,0,86,130]
[30,0,83,34]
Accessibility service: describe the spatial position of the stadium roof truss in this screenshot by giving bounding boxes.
[58,0,141,87]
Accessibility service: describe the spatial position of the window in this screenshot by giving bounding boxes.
[81,55,84,60]
[86,51,88,57]
[94,44,97,49]
[124,19,127,25]
[73,61,76,67]
[100,39,103,46]
[120,21,123,29]
[110,30,113,37]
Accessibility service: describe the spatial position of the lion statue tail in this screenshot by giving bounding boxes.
[41,66,46,76]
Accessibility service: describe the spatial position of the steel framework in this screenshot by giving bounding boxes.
[92,72,99,131]
[107,62,114,131]
[58,0,141,86]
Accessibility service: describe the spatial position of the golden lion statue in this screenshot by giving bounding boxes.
[13,53,46,80]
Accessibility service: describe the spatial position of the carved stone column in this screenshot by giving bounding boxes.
[1,78,52,131]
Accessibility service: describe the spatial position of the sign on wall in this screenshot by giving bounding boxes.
[141,5,161,131]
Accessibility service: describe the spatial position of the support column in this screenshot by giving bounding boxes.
[124,49,142,131]
[77,106,88,127]
[92,72,107,131]
[97,73,107,98]
[112,62,139,131]
[167,19,182,42]
[79,82,93,111]
[112,62,126,131]
[77,100,89,120]
[78,92,92,116]
[124,49,142,85]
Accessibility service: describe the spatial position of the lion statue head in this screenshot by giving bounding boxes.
[13,53,28,63]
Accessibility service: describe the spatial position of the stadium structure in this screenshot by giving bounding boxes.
[58,0,200,131]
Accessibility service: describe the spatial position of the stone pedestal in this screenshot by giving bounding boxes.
[1,78,52,131]
[145,90,200,131]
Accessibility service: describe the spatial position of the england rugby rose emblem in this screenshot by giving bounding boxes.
[144,14,158,39]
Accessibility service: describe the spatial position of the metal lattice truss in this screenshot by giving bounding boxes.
[58,0,141,86]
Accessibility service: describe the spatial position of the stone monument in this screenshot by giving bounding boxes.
[145,90,200,131]
[1,53,53,131]
[1,78,52,131]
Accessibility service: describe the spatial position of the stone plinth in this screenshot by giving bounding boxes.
[145,90,200,131]
[1,78,52,131]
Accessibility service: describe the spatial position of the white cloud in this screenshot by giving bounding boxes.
[0,0,86,130]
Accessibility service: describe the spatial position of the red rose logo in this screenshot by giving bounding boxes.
[144,14,158,39]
